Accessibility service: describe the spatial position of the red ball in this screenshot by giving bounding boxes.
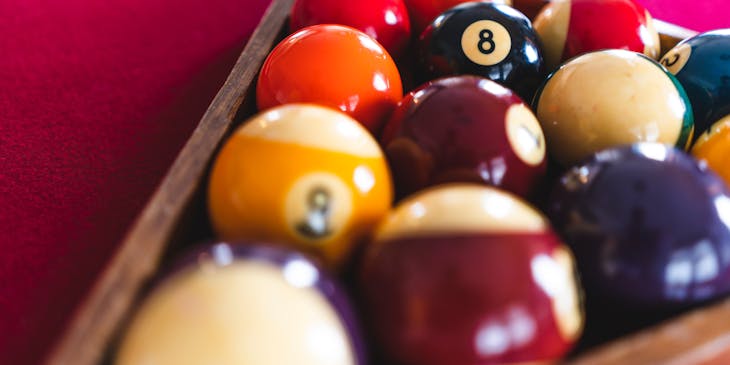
[290,0,411,59]
[360,185,584,365]
[533,0,661,70]
[513,0,549,19]
[380,76,547,200]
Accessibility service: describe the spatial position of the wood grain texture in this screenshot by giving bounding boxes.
[567,299,730,365]
[44,0,294,364]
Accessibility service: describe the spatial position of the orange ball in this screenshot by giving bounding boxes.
[256,25,403,134]
[207,104,393,269]
[692,115,730,187]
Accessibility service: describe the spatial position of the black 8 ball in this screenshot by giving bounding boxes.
[419,2,545,100]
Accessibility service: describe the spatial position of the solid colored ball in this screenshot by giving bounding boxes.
[418,2,545,101]
[207,104,393,269]
[257,24,403,134]
[361,184,584,365]
[533,0,660,70]
[534,50,694,167]
[660,30,730,139]
[548,144,730,310]
[513,0,549,20]
[116,243,365,365]
[290,0,411,58]
[692,114,730,186]
[380,76,547,199]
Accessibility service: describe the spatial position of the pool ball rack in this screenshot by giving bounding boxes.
[45,0,729,364]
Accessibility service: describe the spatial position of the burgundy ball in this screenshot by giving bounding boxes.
[380,76,547,200]
[360,184,584,365]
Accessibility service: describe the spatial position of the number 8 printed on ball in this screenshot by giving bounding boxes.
[461,20,512,66]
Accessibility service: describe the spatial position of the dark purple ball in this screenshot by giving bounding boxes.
[548,143,730,310]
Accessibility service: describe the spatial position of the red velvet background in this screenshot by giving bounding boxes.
[0,1,725,364]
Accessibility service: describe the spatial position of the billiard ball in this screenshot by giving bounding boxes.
[513,0,548,20]
[115,242,366,365]
[290,0,411,58]
[418,2,545,101]
[257,24,403,134]
[380,75,547,199]
[404,0,512,36]
[692,114,730,186]
[548,143,730,310]
[207,104,393,269]
[534,50,694,167]
[360,184,584,365]
[533,0,661,70]
[660,30,730,138]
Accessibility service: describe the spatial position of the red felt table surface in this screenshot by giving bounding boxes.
[0,0,272,363]
[0,0,726,364]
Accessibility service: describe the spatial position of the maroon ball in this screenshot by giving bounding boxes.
[380,76,547,200]
[359,184,584,365]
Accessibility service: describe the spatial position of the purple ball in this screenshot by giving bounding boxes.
[548,143,730,310]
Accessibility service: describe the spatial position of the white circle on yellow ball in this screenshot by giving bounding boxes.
[285,172,353,244]
[461,20,512,66]
[115,261,356,365]
[505,103,546,166]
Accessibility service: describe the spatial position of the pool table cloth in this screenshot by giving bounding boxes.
[0,0,726,363]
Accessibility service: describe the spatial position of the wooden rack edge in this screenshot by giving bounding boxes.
[44,0,295,364]
[567,299,730,365]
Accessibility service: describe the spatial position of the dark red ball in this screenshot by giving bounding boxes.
[380,76,547,200]
[360,185,584,365]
